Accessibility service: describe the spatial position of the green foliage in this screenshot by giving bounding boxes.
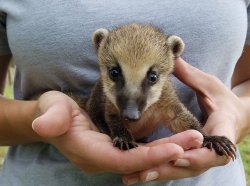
[239,136,250,185]
[0,147,7,168]
[4,83,13,98]
[4,68,14,99]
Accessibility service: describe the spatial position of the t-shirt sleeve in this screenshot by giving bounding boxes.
[0,12,11,56]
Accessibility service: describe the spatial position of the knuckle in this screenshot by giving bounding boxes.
[185,129,204,141]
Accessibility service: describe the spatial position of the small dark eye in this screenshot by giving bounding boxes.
[109,67,120,80]
[147,71,158,84]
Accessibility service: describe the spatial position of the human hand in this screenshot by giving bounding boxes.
[32,91,197,175]
[174,58,244,144]
[122,58,243,184]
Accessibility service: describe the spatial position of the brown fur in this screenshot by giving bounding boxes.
[85,23,236,159]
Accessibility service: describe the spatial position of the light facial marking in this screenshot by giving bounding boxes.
[145,83,163,110]
[120,62,149,98]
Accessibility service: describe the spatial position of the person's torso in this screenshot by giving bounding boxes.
[0,0,248,185]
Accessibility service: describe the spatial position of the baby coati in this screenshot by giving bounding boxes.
[85,23,236,160]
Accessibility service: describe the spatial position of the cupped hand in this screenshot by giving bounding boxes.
[174,58,244,144]
[32,91,197,175]
[123,58,243,184]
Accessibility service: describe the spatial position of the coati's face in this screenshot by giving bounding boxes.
[92,24,184,121]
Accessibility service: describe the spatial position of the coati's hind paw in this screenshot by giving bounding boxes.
[203,135,236,160]
[113,136,138,150]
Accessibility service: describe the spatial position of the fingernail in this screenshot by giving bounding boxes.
[31,119,38,131]
[126,178,139,185]
[144,171,159,182]
[122,177,138,185]
[174,159,190,167]
[194,139,203,147]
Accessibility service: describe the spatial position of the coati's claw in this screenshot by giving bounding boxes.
[203,136,236,161]
[113,136,138,150]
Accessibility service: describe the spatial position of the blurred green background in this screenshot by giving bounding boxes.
[0,67,250,185]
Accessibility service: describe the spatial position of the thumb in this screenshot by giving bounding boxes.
[174,58,228,115]
[32,101,72,138]
[174,58,212,95]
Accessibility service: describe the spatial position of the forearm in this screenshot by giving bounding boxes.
[231,45,250,143]
[232,80,250,143]
[0,96,42,145]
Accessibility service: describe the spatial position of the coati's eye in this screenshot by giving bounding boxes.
[109,67,121,81]
[147,71,158,84]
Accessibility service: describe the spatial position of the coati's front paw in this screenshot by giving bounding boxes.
[203,135,236,160]
[113,135,138,150]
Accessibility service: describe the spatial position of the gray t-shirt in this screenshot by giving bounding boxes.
[0,0,249,185]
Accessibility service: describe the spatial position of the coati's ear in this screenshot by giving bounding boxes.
[92,28,109,50]
[166,35,185,58]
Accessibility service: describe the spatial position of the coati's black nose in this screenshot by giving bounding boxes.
[122,110,141,121]
[122,102,141,121]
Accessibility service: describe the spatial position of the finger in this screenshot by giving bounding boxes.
[122,148,230,185]
[32,101,72,138]
[176,147,231,169]
[139,164,206,182]
[122,163,206,185]
[173,58,224,96]
[122,131,203,185]
[107,144,184,173]
[146,130,203,150]
[80,135,185,174]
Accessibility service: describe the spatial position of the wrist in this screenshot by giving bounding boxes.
[235,97,250,143]
[232,80,250,143]
[0,97,43,145]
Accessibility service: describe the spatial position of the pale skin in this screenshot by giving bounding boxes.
[0,45,250,184]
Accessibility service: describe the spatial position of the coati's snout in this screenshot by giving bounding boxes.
[116,92,147,121]
[92,23,185,121]
[119,100,142,121]
[106,65,147,121]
